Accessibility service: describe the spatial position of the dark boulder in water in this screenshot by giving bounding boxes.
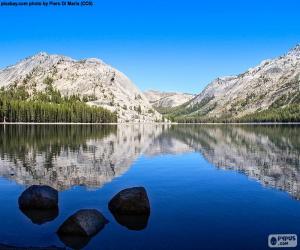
[57,209,108,237]
[18,185,58,210]
[108,187,150,215]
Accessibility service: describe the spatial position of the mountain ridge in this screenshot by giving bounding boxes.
[143,90,195,110]
[0,52,163,123]
[167,44,300,122]
[1,46,300,123]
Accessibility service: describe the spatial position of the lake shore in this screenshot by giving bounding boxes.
[0,122,300,125]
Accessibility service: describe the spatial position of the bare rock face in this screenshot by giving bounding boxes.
[108,187,150,215]
[144,90,195,108]
[180,44,300,119]
[18,185,58,209]
[0,52,162,122]
[57,209,108,237]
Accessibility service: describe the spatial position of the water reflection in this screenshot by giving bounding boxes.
[0,124,300,200]
[57,234,91,249]
[110,213,150,230]
[0,244,64,250]
[19,207,59,225]
[167,125,300,199]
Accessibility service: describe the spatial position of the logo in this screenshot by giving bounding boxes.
[268,234,297,248]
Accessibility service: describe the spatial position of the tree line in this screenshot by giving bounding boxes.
[0,82,117,123]
[236,104,300,123]
[0,125,117,166]
[168,105,300,123]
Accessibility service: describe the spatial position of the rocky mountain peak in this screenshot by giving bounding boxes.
[32,52,73,62]
[287,44,300,56]
[0,53,163,122]
[179,44,300,120]
[36,51,48,57]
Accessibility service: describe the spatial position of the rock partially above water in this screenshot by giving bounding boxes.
[108,187,150,215]
[57,209,108,237]
[18,185,58,210]
[57,209,108,248]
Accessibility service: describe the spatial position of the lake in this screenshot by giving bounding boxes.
[0,124,299,250]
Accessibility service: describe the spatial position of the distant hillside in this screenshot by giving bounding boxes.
[167,45,300,122]
[144,90,195,113]
[0,52,162,122]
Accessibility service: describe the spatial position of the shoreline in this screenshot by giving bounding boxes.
[0,122,300,125]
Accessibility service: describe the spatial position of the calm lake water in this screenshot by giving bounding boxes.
[0,124,300,250]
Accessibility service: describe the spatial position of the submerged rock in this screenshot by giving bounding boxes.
[108,187,150,215]
[57,235,91,250]
[57,209,108,237]
[111,213,149,231]
[20,207,59,225]
[18,185,58,210]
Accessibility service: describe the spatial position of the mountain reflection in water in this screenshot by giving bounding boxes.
[0,124,299,199]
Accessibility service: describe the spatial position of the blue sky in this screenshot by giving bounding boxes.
[0,0,300,93]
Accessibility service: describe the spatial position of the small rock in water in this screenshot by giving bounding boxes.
[57,209,108,237]
[108,187,150,215]
[18,185,58,210]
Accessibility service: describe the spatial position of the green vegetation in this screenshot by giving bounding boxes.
[82,94,98,102]
[160,96,216,122]
[159,91,300,123]
[237,105,300,123]
[0,82,117,123]
[171,115,224,123]
[237,91,300,123]
[134,105,142,114]
[169,104,300,123]
[270,91,300,109]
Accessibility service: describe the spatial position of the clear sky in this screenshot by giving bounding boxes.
[0,0,300,93]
